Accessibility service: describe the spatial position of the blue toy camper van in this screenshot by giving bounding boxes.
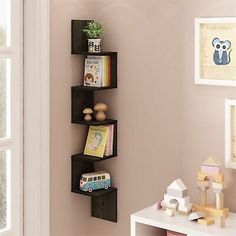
[80,171,111,192]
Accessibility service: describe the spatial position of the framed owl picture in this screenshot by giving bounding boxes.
[195,17,236,86]
[225,99,236,169]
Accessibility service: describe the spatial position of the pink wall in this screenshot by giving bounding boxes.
[92,1,182,235]
[50,0,236,236]
[50,0,182,235]
[180,0,236,212]
[50,0,95,235]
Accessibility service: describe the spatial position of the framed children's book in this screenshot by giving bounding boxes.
[195,17,236,86]
[225,99,236,169]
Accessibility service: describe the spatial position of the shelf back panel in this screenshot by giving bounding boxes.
[71,20,92,54]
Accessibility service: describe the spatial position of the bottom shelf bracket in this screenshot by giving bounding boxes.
[91,188,117,222]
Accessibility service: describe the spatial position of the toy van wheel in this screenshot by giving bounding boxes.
[104,185,108,190]
[88,187,93,192]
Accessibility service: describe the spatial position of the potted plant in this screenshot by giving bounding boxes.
[82,21,104,53]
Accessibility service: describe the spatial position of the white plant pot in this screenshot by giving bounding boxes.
[88,39,101,52]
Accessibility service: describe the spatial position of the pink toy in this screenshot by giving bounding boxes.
[156,201,162,210]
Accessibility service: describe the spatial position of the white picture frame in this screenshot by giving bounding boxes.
[225,99,236,169]
[195,17,236,86]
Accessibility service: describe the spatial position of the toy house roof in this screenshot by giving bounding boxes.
[167,178,187,191]
[202,156,221,167]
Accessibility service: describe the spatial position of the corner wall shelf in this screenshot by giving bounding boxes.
[72,51,117,56]
[72,152,117,162]
[72,186,117,197]
[72,85,117,91]
[72,119,117,126]
[70,19,118,223]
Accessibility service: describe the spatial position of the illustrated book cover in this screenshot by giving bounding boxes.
[84,125,109,157]
[87,55,111,86]
[84,58,103,87]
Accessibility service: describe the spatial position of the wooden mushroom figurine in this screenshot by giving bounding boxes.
[83,108,93,121]
[94,103,108,121]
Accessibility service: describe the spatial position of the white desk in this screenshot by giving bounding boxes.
[131,204,236,236]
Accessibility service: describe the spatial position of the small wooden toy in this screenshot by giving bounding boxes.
[193,205,228,218]
[83,108,93,121]
[94,103,108,121]
[197,217,215,226]
[219,214,226,228]
[165,208,175,217]
[194,156,229,227]
[188,211,205,221]
[161,178,193,215]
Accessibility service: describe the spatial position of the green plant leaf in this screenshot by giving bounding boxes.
[82,21,104,39]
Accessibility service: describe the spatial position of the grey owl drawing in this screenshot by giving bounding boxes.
[212,37,232,65]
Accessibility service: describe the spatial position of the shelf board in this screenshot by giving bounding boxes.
[72,119,117,126]
[131,205,236,236]
[72,153,117,162]
[72,51,117,56]
[72,85,117,91]
[72,187,117,197]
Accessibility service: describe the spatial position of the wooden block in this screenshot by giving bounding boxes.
[198,217,215,226]
[165,208,175,217]
[199,190,207,206]
[197,172,208,181]
[219,215,226,228]
[167,179,187,191]
[194,205,229,218]
[213,174,224,183]
[216,193,224,210]
[212,182,224,193]
[163,194,190,208]
[213,188,223,194]
[167,188,188,198]
[212,181,224,190]
[197,172,224,183]
[178,203,193,214]
[202,156,221,167]
[201,165,221,175]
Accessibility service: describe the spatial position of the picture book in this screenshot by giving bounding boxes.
[103,56,110,87]
[108,56,111,86]
[84,58,102,87]
[87,55,111,86]
[104,125,114,156]
[84,126,109,157]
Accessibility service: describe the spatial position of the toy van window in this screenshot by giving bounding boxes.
[82,177,87,181]
[98,176,101,180]
[102,176,105,179]
[88,177,92,182]
[94,177,97,181]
